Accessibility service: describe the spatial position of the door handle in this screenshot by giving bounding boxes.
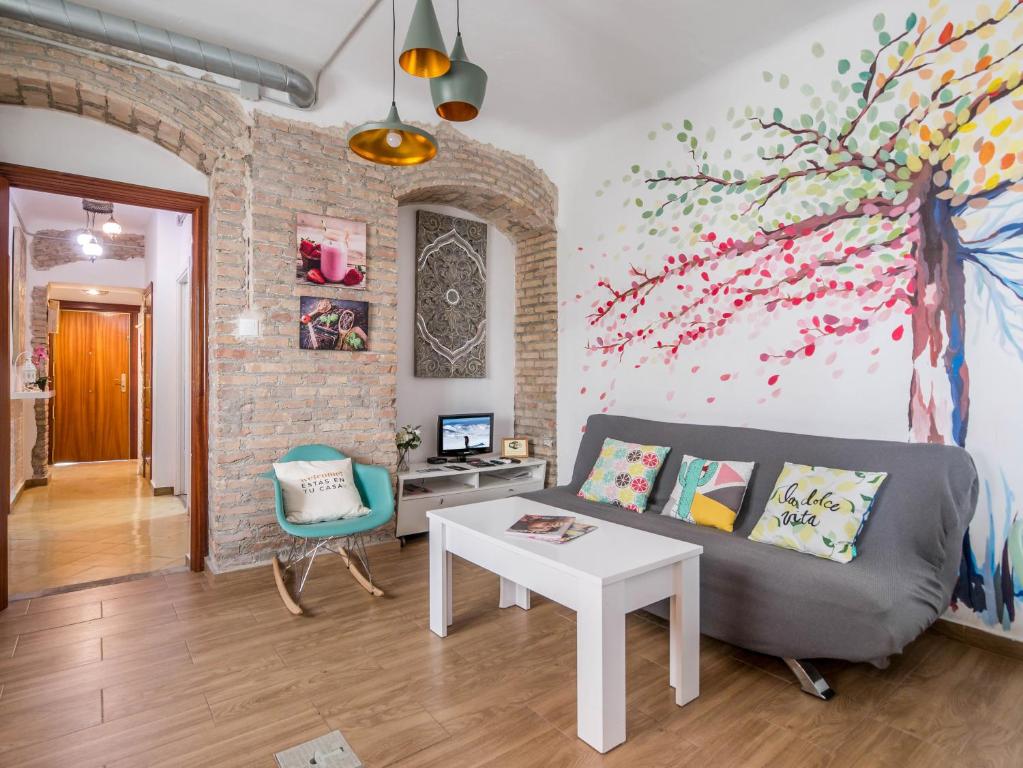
[120,373,127,393]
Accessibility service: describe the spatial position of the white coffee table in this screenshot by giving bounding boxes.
[428,497,702,753]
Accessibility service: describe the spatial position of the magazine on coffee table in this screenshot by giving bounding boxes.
[505,514,574,542]
[535,522,597,545]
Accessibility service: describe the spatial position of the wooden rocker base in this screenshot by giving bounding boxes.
[339,547,385,597]
[272,557,304,615]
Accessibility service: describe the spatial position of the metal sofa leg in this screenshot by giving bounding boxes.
[783,658,836,700]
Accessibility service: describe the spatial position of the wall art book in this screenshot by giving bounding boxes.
[296,213,366,288]
[299,297,369,352]
[414,210,488,378]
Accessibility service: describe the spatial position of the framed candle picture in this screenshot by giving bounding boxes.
[295,213,367,289]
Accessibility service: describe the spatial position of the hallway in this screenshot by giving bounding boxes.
[8,461,188,596]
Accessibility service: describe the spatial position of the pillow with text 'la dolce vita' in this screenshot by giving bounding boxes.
[272,458,370,524]
[748,462,887,563]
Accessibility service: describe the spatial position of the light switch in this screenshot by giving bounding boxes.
[236,314,260,337]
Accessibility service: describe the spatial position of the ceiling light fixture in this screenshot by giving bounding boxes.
[82,239,103,259]
[431,0,487,121]
[76,199,117,258]
[347,0,438,166]
[399,0,449,78]
[102,213,121,236]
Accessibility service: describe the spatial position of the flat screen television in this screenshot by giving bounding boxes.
[437,413,494,459]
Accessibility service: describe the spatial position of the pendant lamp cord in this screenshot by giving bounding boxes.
[391,0,396,104]
[456,0,460,35]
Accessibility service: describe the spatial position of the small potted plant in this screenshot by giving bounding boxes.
[395,424,422,473]
[33,346,48,391]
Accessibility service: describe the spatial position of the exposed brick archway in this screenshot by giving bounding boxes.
[0,26,559,571]
[393,127,559,481]
[0,20,243,174]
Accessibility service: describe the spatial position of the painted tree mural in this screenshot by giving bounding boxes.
[585,1,1023,624]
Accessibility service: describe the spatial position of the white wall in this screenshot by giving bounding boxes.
[145,211,192,491]
[396,205,515,463]
[0,106,208,196]
[8,200,32,498]
[25,254,148,300]
[553,0,1022,641]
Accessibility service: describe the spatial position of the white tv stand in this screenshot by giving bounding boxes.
[395,457,547,540]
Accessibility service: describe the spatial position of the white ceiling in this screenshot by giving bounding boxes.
[81,0,852,141]
[10,188,154,234]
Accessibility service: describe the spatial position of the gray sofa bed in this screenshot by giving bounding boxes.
[523,414,978,698]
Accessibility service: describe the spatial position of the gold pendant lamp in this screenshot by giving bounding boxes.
[398,0,450,78]
[348,0,438,166]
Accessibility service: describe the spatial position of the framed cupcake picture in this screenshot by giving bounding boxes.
[296,213,367,289]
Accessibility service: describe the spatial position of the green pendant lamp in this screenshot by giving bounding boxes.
[348,0,438,166]
[431,0,487,121]
[399,0,450,78]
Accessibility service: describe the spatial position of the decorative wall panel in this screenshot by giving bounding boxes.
[414,211,488,378]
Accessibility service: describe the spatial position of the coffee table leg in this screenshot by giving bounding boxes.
[429,517,452,637]
[669,558,699,705]
[576,582,626,753]
[499,578,531,610]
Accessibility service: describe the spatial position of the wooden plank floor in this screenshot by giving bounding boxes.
[0,537,1021,767]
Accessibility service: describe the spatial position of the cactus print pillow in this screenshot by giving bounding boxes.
[662,456,755,533]
[749,462,887,563]
[577,438,670,512]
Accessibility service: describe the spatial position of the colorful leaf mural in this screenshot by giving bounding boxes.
[582,1,1023,629]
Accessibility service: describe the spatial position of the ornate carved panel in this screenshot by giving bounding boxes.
[414,211,488,378]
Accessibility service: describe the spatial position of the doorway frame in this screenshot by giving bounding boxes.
[0,162,210,610]
[140,283,153,481]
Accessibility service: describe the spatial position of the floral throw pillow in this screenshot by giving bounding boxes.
[748,462,887,563]
[577,438,670,512]
[662,455,755,533]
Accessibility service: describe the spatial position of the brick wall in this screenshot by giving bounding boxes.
[31,230,145,269]
[0,24,559,570]
[29,287,49,481]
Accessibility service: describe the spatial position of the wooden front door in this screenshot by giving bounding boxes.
[53,309,132,462]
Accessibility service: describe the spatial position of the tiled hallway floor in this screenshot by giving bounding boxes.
[8,461,188,596]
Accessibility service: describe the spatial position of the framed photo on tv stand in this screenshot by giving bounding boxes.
[501,437,530,459]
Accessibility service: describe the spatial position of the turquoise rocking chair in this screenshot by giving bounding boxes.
[262,444,394,614]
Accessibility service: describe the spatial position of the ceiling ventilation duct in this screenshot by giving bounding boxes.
[0,0,316,108]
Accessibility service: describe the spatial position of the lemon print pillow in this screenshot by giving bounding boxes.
[749,462,887,563]
[662,456,755,532]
